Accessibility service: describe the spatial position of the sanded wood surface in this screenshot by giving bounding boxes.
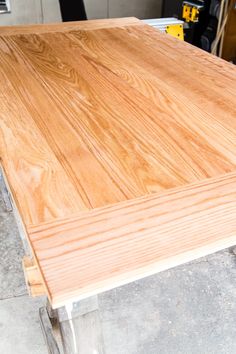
[0,18,236,307]
[22,256,46,297]
[0,17,141,35]
[29,172,236,307]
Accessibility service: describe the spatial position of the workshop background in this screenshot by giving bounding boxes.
[0,0,162,24]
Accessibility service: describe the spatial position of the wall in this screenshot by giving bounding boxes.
[41,0,62,23]
[85,0,162,20]
[0,0,43,25]
[85,0,108,19]
[0,0,61,25]
[0,0,162,26]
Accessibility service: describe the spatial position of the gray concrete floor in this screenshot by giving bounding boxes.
[0,194,236,354]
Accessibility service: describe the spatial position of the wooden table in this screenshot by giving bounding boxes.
[0,16,236,352]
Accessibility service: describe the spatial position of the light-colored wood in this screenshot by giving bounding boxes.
[0,17,141,36]
[0,18,236,308]
[1,22,236,225]
[28,172,236,308]
[22,256,46,297]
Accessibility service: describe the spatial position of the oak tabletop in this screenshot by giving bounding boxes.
[0,18,236,308]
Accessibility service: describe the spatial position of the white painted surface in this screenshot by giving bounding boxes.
[0,0,43,25]
[41,0,61,23]
[84,0,108,19]
[84,0,162,20]
[109,0,162,19]
[0,0,162,26]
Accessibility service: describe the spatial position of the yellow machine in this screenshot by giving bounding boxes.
[143,18,184,41]
[182,1,204,23]
[144,1,204,42]
[166,23,184,40]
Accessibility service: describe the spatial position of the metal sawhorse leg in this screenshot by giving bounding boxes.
[39,295,105,354]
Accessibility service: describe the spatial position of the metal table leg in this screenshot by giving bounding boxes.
[39,307,61,354]
[40,295,105,354]
[56,295,105,354]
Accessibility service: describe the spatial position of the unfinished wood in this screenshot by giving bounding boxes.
[0,18,236,308]
[28,172,236,308]
[23,256,46,297]
[1,22,236,225]
[0,17,141,36]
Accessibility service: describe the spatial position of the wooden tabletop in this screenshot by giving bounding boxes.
[0,18,236,308]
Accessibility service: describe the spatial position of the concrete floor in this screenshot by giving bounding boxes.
[0,194,236,354]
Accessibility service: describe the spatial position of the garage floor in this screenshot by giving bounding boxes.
[0,194,236,354]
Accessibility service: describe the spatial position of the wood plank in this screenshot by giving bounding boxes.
[0,18,236,308]
[22,256,46,297]
[1,24,236,225]
[0,17,141,36]
[0,64,88,225]
[28,172,236,308]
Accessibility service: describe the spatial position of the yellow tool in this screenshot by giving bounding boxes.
[143,18,184,41]
[182,1,204,22]
[166,24,184,40]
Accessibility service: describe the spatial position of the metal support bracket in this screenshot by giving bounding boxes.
[56,296,105,354]
[0,166,13,212]
[39,307,61,354]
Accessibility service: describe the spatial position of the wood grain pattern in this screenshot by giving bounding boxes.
[0,17,141,36]
[0,18,236,307]
[22,256,46,297]
[28,172,236,308]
